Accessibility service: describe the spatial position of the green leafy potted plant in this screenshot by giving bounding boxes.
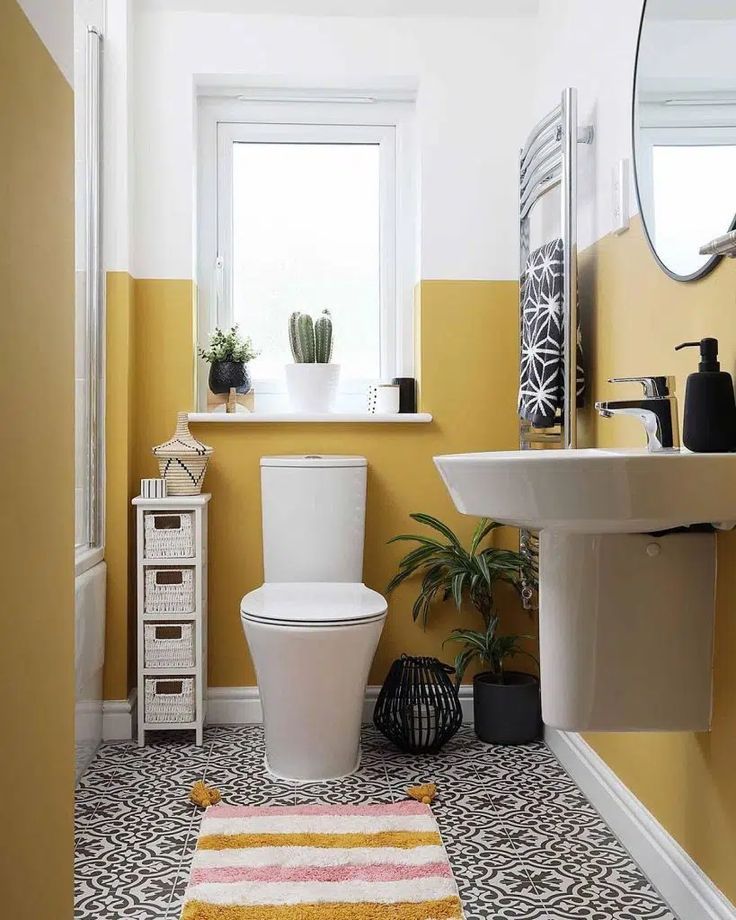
[387,513,541,745]
[285,310,339,412]
[199,325,259,396]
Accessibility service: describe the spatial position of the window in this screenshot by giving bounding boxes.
[636,100,736,276]
[197,97,416,411]
[74,18,104,567]
[651,142,736,276]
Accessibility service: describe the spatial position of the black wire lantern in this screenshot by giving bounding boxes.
[373,655,463,754]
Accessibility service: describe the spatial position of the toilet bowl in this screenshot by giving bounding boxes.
[240,455,388,781]
[241,582,387,780]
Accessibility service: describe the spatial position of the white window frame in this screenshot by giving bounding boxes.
[636,102,736,243]
[197,96,417,409]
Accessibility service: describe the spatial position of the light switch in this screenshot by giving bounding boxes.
[612,158,630,235]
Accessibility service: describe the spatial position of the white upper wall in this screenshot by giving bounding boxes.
[530,0,736,251]
[136,0,540,17]
[531,0,643,251]
[132,10,535,280]
[102,0,135,271]
[638,20,736,91]
[19,0,74,84]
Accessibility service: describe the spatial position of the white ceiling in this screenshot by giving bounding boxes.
[648,0,736,20]
[137,0,539,16]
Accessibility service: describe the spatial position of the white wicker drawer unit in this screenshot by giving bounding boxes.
[134,494,210,745]
[144,510,195,558]
[145,677,196,723]
[144,567,195,614]
[144,623,195,669]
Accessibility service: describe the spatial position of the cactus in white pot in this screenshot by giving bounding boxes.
[314,311,334,364]
[285,310,340,413]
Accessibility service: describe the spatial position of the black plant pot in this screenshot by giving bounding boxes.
[473,670,541,745]
[208,360,251,395]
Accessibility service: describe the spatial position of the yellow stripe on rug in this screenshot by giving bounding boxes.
[181,896,464,920]
[197,831,442,851]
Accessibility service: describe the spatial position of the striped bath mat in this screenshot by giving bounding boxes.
[181,801,464,919]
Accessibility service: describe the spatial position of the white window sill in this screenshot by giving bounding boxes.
[75,545,104,578]
[188,412,432,424]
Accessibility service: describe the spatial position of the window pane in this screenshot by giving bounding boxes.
[652,144,736,276]
[232,143,380,382]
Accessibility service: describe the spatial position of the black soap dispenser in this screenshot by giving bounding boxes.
[675,338,736,452]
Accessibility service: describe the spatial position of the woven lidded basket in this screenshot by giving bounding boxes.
[152,413,212,495]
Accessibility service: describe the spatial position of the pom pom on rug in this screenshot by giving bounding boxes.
[406,783,437,805]
[189,780,222,808]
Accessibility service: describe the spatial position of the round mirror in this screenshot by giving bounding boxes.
[633,0,736,281]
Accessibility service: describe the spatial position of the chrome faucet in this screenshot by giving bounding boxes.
[594,376,679,453]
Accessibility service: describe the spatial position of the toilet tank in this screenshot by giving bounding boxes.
[261,455,367,583]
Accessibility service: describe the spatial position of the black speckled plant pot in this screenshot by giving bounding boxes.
[473,670,541,745]
[208,360,251,395]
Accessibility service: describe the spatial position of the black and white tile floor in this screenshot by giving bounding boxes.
[75,725,676,920]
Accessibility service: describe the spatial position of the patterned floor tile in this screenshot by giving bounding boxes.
[74,724,677,920]
[455,863,550,920]
[74,855,110,918]
[167,863,192,920]
[211,766,297,807]
[293,762,393,806]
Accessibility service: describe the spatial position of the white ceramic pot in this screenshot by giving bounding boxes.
[285,363,340,413]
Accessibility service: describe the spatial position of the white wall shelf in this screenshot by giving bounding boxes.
[188,412,432,424]
[133,493,210,747]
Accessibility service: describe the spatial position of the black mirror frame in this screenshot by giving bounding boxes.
[631,0,730,283]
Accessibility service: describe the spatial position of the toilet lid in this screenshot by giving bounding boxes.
[240,582,387,627]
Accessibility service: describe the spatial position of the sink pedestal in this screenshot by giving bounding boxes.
[434,447,730,733]
[539,531,716,732]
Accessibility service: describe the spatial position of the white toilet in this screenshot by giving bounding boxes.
[240,455,388,781]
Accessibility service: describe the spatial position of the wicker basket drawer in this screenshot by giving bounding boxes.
[144,623,195,669]
[144,511,195,558]
[145,677,195,723]
[144,567,195,614]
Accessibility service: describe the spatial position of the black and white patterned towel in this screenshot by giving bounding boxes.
[518,238,585,428]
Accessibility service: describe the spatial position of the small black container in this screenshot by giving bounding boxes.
[473,671,541,745]
[675,338,736,452]
[208,360,252,395]
[374,655,463,753]
[391,377,417,413]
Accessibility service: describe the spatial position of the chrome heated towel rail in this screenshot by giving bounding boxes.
[518,87,593,603]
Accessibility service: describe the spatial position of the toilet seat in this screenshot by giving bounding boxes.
[241,582,387,628]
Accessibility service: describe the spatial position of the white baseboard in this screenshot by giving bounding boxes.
[546,728,736,920]
[361,685,474,724]
[102,689,137,741]
[206,685,475,726]
[207,686,263,724]
[100,685,471,737]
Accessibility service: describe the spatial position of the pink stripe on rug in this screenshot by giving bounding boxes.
[207,803,429,819]
[190,862,453,885]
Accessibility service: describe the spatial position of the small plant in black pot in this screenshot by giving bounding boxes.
[199,325,259,396]
[387,513,540,745]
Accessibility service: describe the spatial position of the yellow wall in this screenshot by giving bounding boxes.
[580,217,736,902]
[105,279,532,696]
[0,1,75,915]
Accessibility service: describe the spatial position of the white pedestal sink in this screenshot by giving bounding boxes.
[434,448,731,732]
